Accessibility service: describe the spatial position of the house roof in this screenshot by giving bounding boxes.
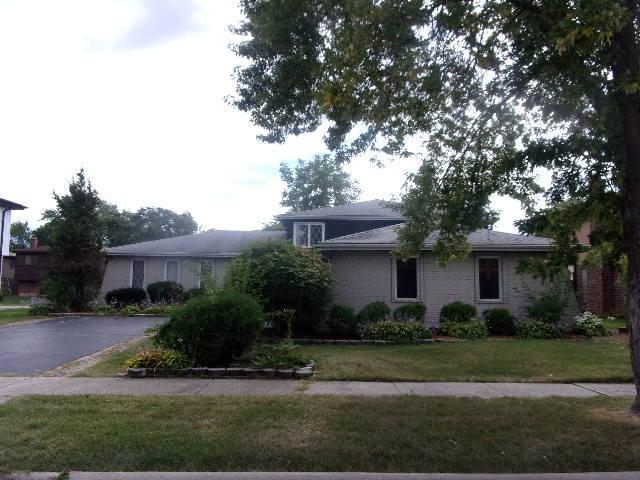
[105,230,287,258]
[0,198,26,210]
[316,224,552,251]
[277,199,404,221]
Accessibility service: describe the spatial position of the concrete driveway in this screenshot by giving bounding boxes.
[0,316,164,375]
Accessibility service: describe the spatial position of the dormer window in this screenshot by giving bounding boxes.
[294,222,325,247]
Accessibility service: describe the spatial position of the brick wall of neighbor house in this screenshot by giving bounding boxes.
[99,256,232,298]
[327,250,578,326]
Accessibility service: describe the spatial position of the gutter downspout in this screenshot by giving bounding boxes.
[0,207,7,291]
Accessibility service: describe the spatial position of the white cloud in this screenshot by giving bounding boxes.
[0,0,528,234]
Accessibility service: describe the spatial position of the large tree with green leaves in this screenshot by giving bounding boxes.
[46,170,104,311]
[279,154,361,211]
[9,221,31,251]
[231,1,640,409]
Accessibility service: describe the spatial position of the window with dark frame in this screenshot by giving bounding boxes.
[166,260,179,283]
[396,258,418,299]
[131,260,145,289]
[478,257,501,300]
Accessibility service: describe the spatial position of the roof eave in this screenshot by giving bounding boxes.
[277,215,405,221]
[105,252,241,258]
[316,244,551,252]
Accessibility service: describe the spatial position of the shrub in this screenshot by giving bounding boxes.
[440,301,477,323]
[363,321,432,342]
[482,308,517,335]
[225,241,333,333]
[105,287,147,307]
[445,320,489,340]
[264,309,296,337]
[156,291,263,367]
[184,287,205,301]
[393,303,427,322]
[328,304,359,338]
[143,303,178,316]
[357,301,391,324]
[526,291,567,325]
[29,301,56,315]
[120,304,143,316]
[517,320,561,339]
[244,339,310,369]
[124,348,194,370]
[146,281,185,304]
[573,311,612,337]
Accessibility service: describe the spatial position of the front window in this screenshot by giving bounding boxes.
[294,222,325,247]
[166,260,179,283]
[478,257,501,300]
[395,258,418,300]
[199,260,214,287]
[131,260,145,289]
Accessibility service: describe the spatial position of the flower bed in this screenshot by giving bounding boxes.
[127,361,315,379]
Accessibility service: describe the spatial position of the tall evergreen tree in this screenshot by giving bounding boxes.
[46,169,104,311]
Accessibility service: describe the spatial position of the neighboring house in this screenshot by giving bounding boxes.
[13,237,51,297]
[0,197,27,295]
[100,199,575,325]
[574,222,626,315]
[1,253,16,294]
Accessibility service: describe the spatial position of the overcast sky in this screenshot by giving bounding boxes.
[1,0,526,232]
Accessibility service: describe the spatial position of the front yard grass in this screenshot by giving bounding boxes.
[74,337,152,377]
[0,395,639,472]
[300,338,633,383]
[0,295,30,305]
[0,308,44,326]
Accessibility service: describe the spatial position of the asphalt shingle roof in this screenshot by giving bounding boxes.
[278,199,404,220]
[317,224,552,251]
[105,230,287,257]
[0,198,26,210]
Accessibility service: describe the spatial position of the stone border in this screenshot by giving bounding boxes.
[128,361,315,379]
[267,338,437,345]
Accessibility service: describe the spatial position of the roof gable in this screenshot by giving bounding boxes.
[317,224,552,251]
[277,199,404,221]
[105,230,287,257]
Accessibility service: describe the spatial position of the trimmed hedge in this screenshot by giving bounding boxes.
[517,320,561,339]
[482,308,517,335]
[444,320,489,340]
[364,321,432,342]
[328,304,359,338]
[440,301,477,323]
[357,301,391,324]
[393,303,427,322]
[157,291,264,367]
[147,281,185,303]
[105,287,147,307]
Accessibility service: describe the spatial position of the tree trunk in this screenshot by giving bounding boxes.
[613,0,640,413]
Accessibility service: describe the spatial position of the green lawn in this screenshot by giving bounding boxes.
[605,316,628,330]
[75,338,152,377]
[300,338,633,383]
[0,295,30,305]
[0,308,44,326]
[0,395,638,472]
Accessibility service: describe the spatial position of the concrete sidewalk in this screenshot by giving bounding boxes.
[4,471,640,480]
[0,377,635,401]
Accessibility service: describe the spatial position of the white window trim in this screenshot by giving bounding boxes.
[293,222,325,247]
[198,260,215,288]
[391,257,420,302]
[475,255,504,303]
[164,259,181,283]
[129,258,146,289]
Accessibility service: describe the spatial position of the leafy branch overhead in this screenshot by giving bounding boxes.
[232,0,639,271]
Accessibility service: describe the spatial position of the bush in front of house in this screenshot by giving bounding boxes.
[328,304,359,338]
[440,301,477,324]
[105,287,147,307]
[573,311,612,337]
[517,320,561,339]
[363,321,432,342]
[264,309,296,337]
[184,287,205,301]
[156,290,263,367]
[146,281,185,304]
[29,300,56,315]
[444,319,489,340]
[357,301,391,324]
[124,348,194,370]
[482,308,517,335]
[225,240,333,333]
[393,303,427,322]
[525,290,567,325]
[243,339,310,369]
